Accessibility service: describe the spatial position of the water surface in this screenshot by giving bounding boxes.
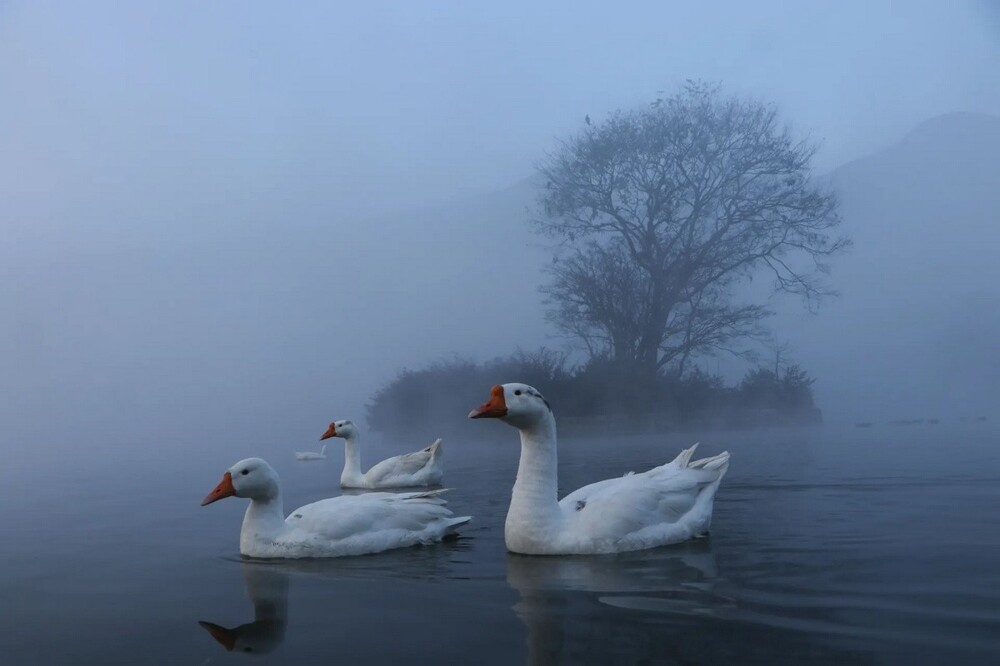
[1,422,998,664]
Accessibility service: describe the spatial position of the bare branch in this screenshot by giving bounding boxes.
[535,82,848,372]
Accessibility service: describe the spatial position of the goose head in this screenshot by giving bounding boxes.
[469,383,552,429]
[319,419,358,441]
[201,458,280,506]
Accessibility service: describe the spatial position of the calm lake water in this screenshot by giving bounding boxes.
[1,421,998,664]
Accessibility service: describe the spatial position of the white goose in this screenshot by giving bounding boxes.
[319,420,444,489]
[294,443,327,461]
[469,383,730,555]
[200,457,470,558]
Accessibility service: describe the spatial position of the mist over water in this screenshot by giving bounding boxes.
[2,2,999,664]
[3,424,1000,664]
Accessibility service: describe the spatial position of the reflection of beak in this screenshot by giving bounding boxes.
[201,471,236,506]
[199,620,237,651]
[468,385,508,419]
[319,423,337,441]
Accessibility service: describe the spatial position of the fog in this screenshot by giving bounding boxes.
[2,1,999,454]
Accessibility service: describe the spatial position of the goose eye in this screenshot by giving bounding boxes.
[514,390,522,396]
[241,469,249,476]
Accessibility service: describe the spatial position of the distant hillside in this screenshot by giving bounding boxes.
[3,113,996,445]
[771,112,1000,421]
[369,112,1000,424]
[384,112,1000,423]
[0,171,553,442]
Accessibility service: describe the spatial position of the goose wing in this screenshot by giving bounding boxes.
[559,444,729,541]
[363,449,433,485]
[285,490,453,542]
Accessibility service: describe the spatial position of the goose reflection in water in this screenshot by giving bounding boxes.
[199,562,289,656]
[507,538,733,665]
[197,541,471,657]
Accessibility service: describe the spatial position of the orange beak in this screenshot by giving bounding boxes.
[198,620,237,651]
[468,385,508,419]
[319,423,337,441]
[201,471,236,506]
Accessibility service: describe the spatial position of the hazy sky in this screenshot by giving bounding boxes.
[2,2,999,440]
[2,1,999,221]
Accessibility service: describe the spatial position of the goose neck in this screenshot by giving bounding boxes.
[241,492,286,544]
[509,415,561,524]
[341,435,363,484]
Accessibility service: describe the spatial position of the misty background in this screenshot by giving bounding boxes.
[2,1,999,456]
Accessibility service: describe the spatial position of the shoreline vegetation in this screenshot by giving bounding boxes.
[366,349,821,436]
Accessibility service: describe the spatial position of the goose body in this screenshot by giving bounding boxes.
[469,383,729,555]
[294,444,327,461]
[321,420,444,489]
[201,458,469,558]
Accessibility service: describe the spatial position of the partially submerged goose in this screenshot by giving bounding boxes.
[294,444,327,461]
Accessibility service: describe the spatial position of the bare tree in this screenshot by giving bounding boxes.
[536,81,849,375]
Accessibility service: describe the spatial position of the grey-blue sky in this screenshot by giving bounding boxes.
[2,1,998,221]
[2,2,999,441]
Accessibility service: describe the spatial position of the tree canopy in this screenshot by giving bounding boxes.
[537,82,849,375]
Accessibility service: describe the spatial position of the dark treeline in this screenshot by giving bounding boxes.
[367,349,819,435]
